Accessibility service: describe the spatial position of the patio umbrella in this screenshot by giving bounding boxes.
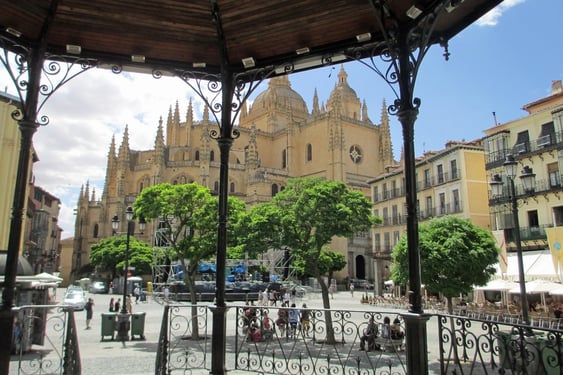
[475,279,520,310]
[509,279,562,311]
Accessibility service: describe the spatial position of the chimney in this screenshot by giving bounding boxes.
[553,80,563,95]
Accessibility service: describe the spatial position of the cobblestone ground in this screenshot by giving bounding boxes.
[10,288,443,374]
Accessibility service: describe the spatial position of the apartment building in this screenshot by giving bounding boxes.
[484,80,563,279]
[369,140,491,294]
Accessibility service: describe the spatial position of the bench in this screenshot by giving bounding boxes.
[373,336,404,352]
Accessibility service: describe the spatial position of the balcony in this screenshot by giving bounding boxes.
[485,131,563,169]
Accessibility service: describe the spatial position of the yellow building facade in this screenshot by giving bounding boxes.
[72,67,396,283]
[484,80,563,279]
[1,93,62,275]
[368,140,491,294]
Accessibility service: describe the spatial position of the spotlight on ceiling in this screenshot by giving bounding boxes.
[5,27,22,37]
[295,47,310,55]
[66,44,82,55]
[356,33,372,42]
[131,55,145,63]
[193,62,206,68]
[406,5,423,19]
[242,57,255,68]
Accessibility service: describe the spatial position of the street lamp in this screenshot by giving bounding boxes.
[490,154,536,326]
[111,206,146,341]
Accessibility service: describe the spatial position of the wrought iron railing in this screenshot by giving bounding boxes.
[437,312,563,375]
[11,304,81,375]
[154,303,563,375]
[155,304,407,375]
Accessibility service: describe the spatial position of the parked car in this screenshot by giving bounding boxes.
[63,289,87,310]
[89,281,108,294]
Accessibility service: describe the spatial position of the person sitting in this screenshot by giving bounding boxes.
[359,316,378,351]
[261,312,274,341]
[276,308,288,337]
[381,316,391,339]
[390,318,404,340]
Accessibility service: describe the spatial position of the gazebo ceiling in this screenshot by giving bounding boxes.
[0,0,502,78]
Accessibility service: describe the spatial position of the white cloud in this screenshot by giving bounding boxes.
[27,68,207,238]
[476,0,525,26]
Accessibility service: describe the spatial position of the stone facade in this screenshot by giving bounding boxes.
[71,67,396,283]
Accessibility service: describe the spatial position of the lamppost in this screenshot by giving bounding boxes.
[490,154,536,326]
[111,206,146,341]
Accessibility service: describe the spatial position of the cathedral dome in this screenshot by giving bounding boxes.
[249,75,308,118]
[326,66,361,118]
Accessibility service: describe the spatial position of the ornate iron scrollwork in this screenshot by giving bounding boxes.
[0,35,95,124]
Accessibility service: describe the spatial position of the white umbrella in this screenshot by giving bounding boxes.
[475,279,520,311]
[508,280,562,294]
[475,279,520,291]
[509,280,562,312]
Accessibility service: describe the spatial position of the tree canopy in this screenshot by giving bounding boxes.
[391,216,499,300]
[89,235,154,277]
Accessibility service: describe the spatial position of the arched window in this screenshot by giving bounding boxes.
[271,184,279,196]
[139,182,144,192]
[282,149,287,169]
[306,143,312,161]
[210,150,215,162]
[195,150,200,161]
[93,223,99,238]
[214,181,219,191]
[230,182,235,193]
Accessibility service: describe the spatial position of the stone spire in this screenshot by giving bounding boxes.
[117,125,130,196]
[84,181,90,204]
[362,99,371,123]
[312,88,320,116]
[102,135,117,198]
[203,103,209,122]
[166,105,173,146]
[379,99,394,166]
[186,98,194,126]
[154,116,165,166]
[246,123,259,169]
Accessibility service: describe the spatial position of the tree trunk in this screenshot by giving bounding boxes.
[182,259,200,340]
[447,296,461,366]
[316,272,336,344]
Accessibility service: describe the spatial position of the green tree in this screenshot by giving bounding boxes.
[89,235,153,279]
[256,177,378,343]
[392,215,498,365]
[293,246,347,284]
[391,215,499,312]
[133,182,245,338]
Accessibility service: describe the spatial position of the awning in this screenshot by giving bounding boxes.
[475,279,520,291]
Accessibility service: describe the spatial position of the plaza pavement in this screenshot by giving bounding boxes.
[12,288,444,374]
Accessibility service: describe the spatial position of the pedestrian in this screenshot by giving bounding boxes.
[109,281,114,294]
[134,285,140,304]
[164,285,170,302]
[109,297,114,312]
[283,290,290,307]
[300,303,310,337]
[114,298,121,313]
[85,298,94,329]
[288,303,299,338]
[125,294,133,313]
[350,283,354,297]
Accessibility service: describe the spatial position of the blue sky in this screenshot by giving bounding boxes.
[2,0,561,238]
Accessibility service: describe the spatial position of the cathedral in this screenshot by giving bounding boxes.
[71,66,396,283]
